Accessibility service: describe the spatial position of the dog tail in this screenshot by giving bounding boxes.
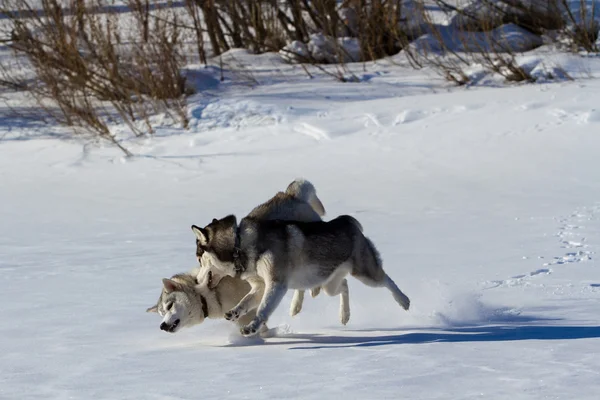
[286,178,326,217]
[336,214,364,233]
[337,215,380,267]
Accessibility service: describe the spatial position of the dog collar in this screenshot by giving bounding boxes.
[233,226,244,274]
[234,225,241,250]
[193,276,209,317]
[199,293,208,318]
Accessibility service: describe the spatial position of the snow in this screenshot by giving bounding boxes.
[449,0,600,31]
[3,20,600,400]
[410,23,544,54]
[281,34,361,64]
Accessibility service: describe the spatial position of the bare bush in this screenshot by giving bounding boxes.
[560,0,599,51]
[404,0,599,85]
[0,0,190,154]
[177,0,418,62]
[404,5,544,84]
[447,0,564,33]
[445,0,598,52]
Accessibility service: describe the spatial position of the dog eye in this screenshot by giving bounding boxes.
[166,302,173,311]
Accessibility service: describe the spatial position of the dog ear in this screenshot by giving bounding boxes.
[222,214,237,228]
[212,218,218,224]
[191,225,208,246]
[162,278,181,293]
[146,304,159,313]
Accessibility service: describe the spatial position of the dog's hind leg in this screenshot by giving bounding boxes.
[337,280,350,325]
[383,274,410,310]
[241,281,288,337]
[322,268,351,325]
[290,290,305,317]
[351,237,410,311]
[352,272,410,311]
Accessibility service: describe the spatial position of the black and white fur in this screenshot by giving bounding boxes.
[147,178,340,335]
[192,178,350,323]
[197,215,411,337]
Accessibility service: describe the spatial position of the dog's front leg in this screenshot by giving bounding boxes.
[241,281,288,337]
[224,278,264,322]
[289,290,305,317]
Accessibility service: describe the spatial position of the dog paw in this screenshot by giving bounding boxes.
[240,319,265,337]
[240,325,257,337]
[400,295,410,311]
[340,310,350,325]
[224,309,240,322]
[240,324,260,337]
[311,287,321,298]
[290,301,302,317]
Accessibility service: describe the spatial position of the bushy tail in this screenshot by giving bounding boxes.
[336,214,364,233]
[365,235,410,310]
[286,178,326,217]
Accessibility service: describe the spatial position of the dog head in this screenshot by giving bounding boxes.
[191,215,238,278]
[146,277,207,333]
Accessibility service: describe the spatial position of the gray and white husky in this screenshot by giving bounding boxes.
[194,214,411,337]
[192,178,352,323]
[148,178,339,334]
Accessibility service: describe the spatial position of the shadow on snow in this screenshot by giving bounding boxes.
[282,324,600,350]
[223,313,600,350]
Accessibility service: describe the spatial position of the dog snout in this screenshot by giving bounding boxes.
[159,319,180,333]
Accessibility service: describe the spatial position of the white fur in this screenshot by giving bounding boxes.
[147,269,267,335]
[192,226,208,246]
[199,252,236,287]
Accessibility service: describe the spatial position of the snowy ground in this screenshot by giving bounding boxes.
[3,43,600,399]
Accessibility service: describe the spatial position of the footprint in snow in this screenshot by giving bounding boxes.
[484,204,598,290]
[393,110,423,125]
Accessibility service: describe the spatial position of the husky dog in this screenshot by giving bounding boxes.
[146,267,267,334]
[147,178,339,334]
[192,178,350,323]
[196,214,411,337]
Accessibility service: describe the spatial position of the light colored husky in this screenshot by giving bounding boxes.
[146,267,267,334]
[194,214,411,337]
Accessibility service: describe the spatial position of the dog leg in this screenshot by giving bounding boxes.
[383,274,410,310]
[290,290,305,317]
[322,271,351,325]
[241,281,288,337]
[224,279,265,322]
[258,323,271,338]
[339,280,350,325]
[310,287,321,298]
[352,272,410,311]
